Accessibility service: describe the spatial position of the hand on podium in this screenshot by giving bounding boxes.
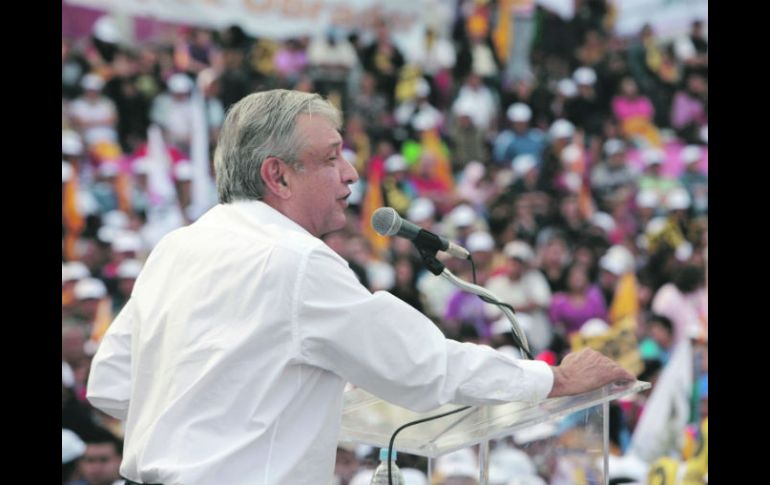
[547,348,635,398]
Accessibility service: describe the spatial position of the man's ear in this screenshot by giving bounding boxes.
[260,157,291,199]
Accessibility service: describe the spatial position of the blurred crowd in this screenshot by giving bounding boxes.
[62,1,707,484]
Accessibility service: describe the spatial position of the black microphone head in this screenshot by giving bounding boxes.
[371,207,402,236]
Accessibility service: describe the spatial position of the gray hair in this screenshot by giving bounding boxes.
[214,89,342,203]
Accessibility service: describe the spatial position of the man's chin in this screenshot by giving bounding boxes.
[319,214,348,238]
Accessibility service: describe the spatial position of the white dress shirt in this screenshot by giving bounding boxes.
[87,201,553,485]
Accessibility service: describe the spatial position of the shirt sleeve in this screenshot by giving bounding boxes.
[294,247,554,413]
[86,298,135,420]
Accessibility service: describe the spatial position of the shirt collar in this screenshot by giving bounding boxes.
[227,199,314,238]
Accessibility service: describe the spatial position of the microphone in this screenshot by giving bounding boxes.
[371,207,470,259]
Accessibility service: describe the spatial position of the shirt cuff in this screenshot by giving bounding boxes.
[515,358,555,402]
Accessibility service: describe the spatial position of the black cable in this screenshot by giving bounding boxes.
[386,405,472,485]
[467,255,533,360]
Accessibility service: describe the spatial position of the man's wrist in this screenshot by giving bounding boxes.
[548,365,565,398]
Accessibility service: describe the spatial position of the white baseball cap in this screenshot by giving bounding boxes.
[507,103,532,123]
[412,110,440,131]
[645,216,668,237]
[504,240,534,262]
[643,149,665,166]
[449,204,477,227]
[62,261,90,283]
[453,98,476,118]
[97,225,120,244]
[666,187,692,210]
[73,277,107,300]
[62,130,84,156]
[591,212,616,234]
[512,154,537,176]
[112,231,143,254]
[117,259,143,279]
[466,231,495,253]
[407,198,436,222]
[560,144,582,165]
[603,139,625,157]
[384,154,408,173]
[168,73,194,94]
[681,145,702,164]
[174,161,194,181]
[93,16,121,43]
[599,252,626,276]
[635,189,659,209]
[81,73,105,91]
[675,241,693,261]
[62,429,86,464]
[606,245,635,271]
[549,119,575,139]
[102,210,130,229]
[557,78,578,98]
[580,318,610,337]
[573,66,597,86]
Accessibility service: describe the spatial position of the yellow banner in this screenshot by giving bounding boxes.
[570,315,643,376]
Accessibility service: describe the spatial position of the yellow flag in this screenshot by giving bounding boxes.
[647,456,680,485]
[89,297,114,346]
[609,272,640,324]
[421,129,454,191]
[63,171,85,261]
[570,315,643,376]
[493,0,513,63]
[360,169,389,258]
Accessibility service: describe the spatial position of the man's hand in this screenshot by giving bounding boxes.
[547,348,635,398]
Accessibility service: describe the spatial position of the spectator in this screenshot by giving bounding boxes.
[549,262,608,336]
[590,138,639,208]
[307,28,358,103]
[678,145,708,217]
[566,66,607,139]
[612,76,662,147]
[671,71,707,144]
[150,73,196,154]
[447,98,489,172]
[80,427,123,485]
[452,72,498,132]
[360,19,405,109]
[637,149,680,201]
[493,103,547,167]
[485,240,553,353]
[63,429,87,485]
[273,38,308,85]
[651,263,707,344]
[69,74,119,151]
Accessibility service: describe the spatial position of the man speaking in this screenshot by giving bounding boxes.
[87,90,633,485]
